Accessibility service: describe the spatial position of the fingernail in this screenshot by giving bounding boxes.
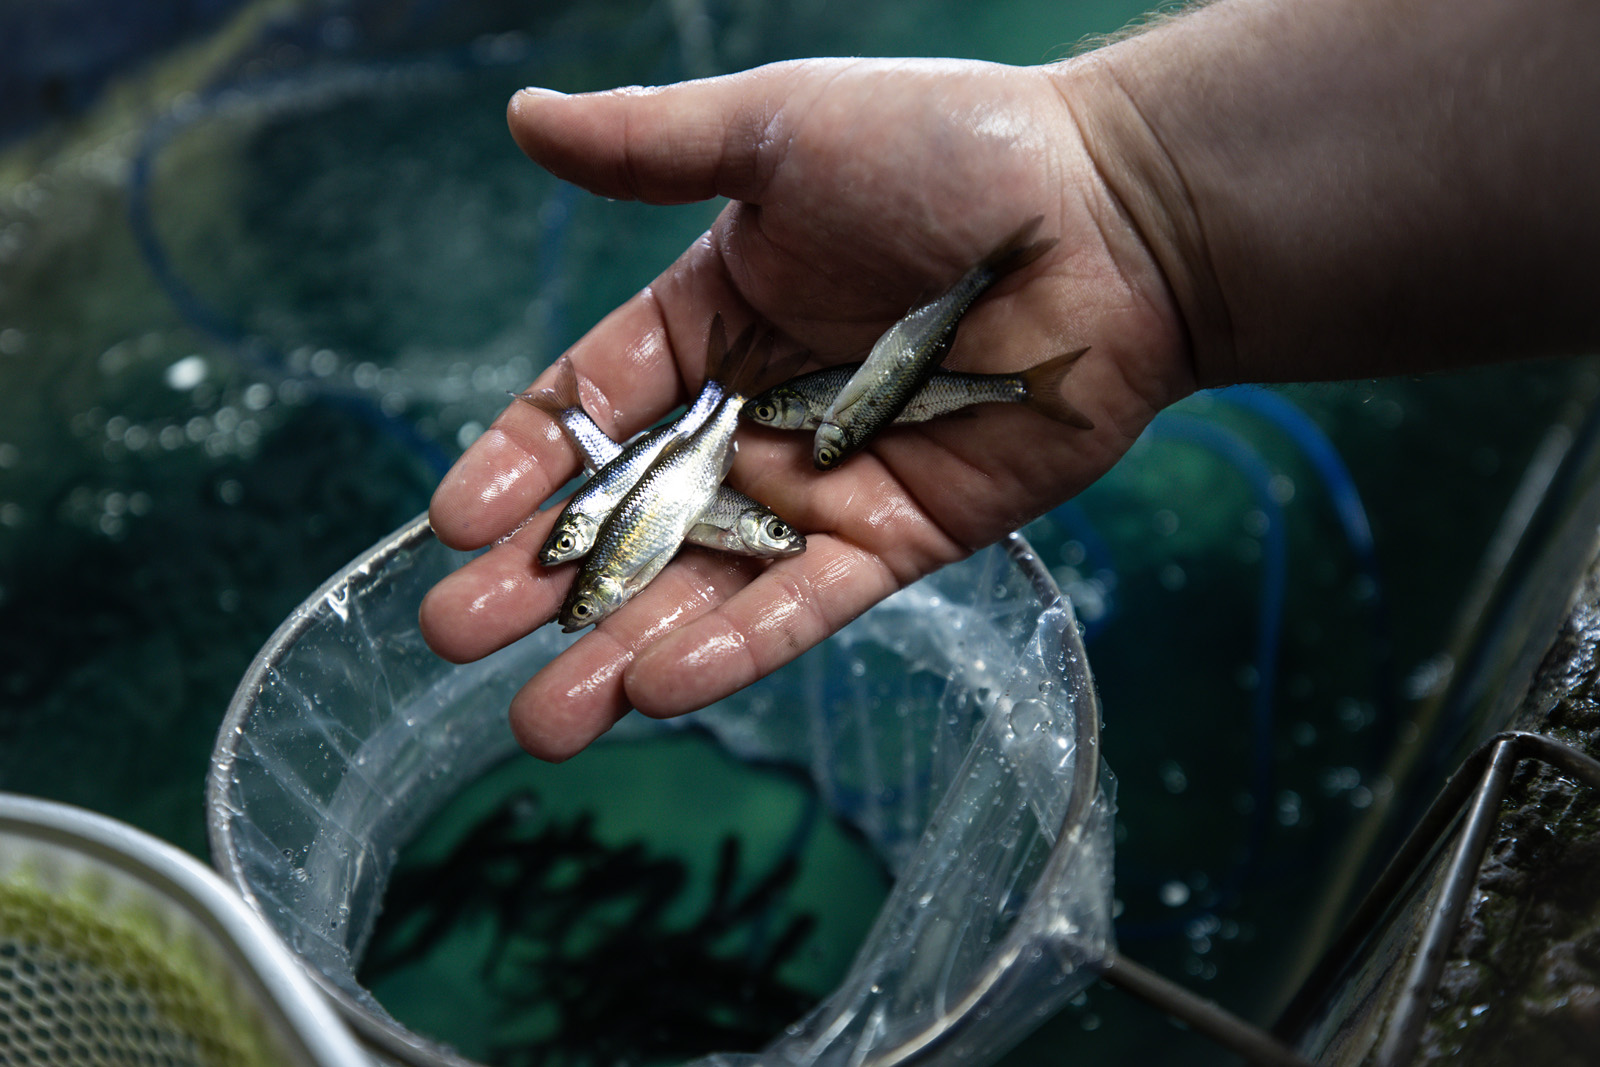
[518,86,569,101]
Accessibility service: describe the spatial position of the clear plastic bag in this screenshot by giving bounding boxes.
[208,513,1114,1067]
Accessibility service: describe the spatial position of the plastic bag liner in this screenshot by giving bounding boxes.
[207,512,1115,1067]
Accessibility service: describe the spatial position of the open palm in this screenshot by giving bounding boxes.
[420,57,1192,760]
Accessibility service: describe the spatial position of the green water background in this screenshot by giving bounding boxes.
[1,0,1596,1062]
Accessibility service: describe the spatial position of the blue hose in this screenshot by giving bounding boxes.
[1108,413,1288,941]
[1213,385,1396,739]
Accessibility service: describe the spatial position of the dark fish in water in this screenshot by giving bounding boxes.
[743,346,1094,432]
[560,324,772,631]
[813,217,1058,470]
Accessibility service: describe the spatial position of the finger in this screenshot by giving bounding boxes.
[507,548,761,760]
[623,535,911,717]
[506,62,819,204]
[429,235,757,550]
[418,511,568,662]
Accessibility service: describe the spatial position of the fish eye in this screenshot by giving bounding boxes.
[556,533,574,552]
[571,600,591,618]
[818,446,837,466]
[767,520,790,539]
[754,403,776,421]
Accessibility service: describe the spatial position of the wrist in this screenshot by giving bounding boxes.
[1045,49,1233,389]
[1051,0,1600,384]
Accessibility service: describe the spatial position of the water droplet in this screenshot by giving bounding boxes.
[1159,760,1188,794]
[1276,790,1302,827]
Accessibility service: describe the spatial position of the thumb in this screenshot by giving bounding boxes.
[507,63,805,205]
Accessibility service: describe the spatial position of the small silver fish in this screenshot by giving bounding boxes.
[509,359,617,475]
[535,320,748,565]
[517,363,805,559]
[813,217,1057,470]
[743,346,1094,432]
[538,421,701,565]
[688,487,806,557]
[560,326,772,631]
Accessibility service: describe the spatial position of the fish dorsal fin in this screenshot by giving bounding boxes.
[730,328,776,398]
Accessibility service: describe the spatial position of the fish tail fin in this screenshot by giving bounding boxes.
[709,318,777,399]
[979,215,1058,283]
[701,313,730,387]
[1020,346,1095,429]
[730,327,778,398]
[512,357,583,418]
[761,338,812,393]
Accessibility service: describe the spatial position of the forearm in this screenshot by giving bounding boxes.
[1056,0,1600,385]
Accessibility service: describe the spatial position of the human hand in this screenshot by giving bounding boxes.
[419,57,1193,760]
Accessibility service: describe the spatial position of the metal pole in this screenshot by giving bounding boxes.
[1098,953,1316,1067]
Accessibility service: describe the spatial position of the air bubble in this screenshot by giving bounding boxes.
[1159,760,1187,794]
[164,355,207,391]
[243,383,273,411]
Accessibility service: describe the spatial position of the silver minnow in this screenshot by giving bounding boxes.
[560,394,746,630]
[744,346,1094,432]
[688,487,805,557]
[534,320,749,565]
[813,217,1057,469]
[517,361,805,558]
[538,419,704,565]
[559,326,771,630]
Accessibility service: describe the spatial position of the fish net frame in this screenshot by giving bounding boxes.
[0,792,368,1067]
[206,513,1124,1067]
